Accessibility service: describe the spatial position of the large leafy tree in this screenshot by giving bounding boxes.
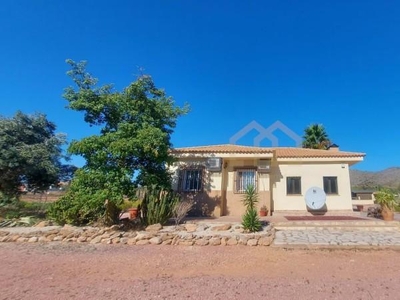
[0,111,66,201]
[302,123,331,150]
[49,60,188,224]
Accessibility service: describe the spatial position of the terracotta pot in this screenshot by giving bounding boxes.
[381,208,394,221]
[128,208,139,219]
[259,210,267,217]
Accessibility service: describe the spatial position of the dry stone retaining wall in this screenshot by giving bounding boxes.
[0,222,275,247]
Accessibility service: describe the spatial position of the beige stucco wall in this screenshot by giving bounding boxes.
[170,158,272,217]
[223,159,271,216]
[271,162,353,212]
[170,159,223,217]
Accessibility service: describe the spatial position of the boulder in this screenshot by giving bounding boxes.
[211,224,231,231]
[184,224,198,232]
[247,239,258,246]
[149,237,162,245]
[227,238,238,246]
[195,239,209,246]
[145,223,163,232]
[209,237,221,246]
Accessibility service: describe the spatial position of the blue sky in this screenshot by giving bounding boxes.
[0,1,399,171]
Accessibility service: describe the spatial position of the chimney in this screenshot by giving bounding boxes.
[328,143,339,152]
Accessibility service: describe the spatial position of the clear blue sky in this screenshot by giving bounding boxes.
[1,1,399,171]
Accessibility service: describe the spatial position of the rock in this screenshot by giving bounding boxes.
[247,239,258,246]
[46,234,57,240]
[209,237,221,246]
[38,236,50,242]
[238,236,249,245]
[0,236,10,242]
[149,237,162,245]
[111,237,120,244]
[227,238,238,246]
[11,235,20,242]
[220,237,228,246]
[77,236,87,243]
[234,227,245,233]
[16,237,28,242]
[35,221,50,227]
[110,232,122,239]
[195,239,209,246]
[135,232,154,241]
[196,225,209,232]
[53,236,64,242]
[120,238,129,244]
[184,224,198,232]
[211,224,231,231]
[127,238,136,245]
[90,236,102,244]
[258,235,274,246]
[136,240,150,245]
[145,223,163,232]
[109,225,120,231]
[179,240,194,246]
[162,239,172,245]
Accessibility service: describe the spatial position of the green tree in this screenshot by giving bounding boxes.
[302,124,331,150]
[0,111,66,202]
[49,60,189,225]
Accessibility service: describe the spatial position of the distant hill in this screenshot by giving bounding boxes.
[350,167,400,190]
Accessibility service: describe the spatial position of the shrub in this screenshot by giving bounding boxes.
[241,185,262,232]
[47,169,127,225]
[139,185,180,226]
[242,208,262,232]
[173,199,194,226]
[375,188,397,211]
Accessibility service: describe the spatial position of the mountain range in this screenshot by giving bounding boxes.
[350,167,400,190]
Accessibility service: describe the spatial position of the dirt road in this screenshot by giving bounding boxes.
[0,243,399,299]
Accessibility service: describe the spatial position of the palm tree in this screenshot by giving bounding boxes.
[302,124,331,149]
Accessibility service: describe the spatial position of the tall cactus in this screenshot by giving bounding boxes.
[139,185,180,226]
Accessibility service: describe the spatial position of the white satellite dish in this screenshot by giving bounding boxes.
[305,187,326,210]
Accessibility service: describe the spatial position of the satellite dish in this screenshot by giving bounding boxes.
[305,187,326,210]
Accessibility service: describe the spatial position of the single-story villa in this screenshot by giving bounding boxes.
[170,144,365,217]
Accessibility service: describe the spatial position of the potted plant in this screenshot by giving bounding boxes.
[259,205,268,217]
[119,199,141,219]
[374,189,397,221]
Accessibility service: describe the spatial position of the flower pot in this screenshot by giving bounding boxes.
[381,208,394,221]
[128,208,139,219]
[259,210,267,217]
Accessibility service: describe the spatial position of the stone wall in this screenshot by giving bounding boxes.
[0,222,275,247]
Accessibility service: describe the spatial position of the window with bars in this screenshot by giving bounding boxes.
[286,177,301,195]
[235,169,257,193]
[180,169,203,192]
[323,176,338,194]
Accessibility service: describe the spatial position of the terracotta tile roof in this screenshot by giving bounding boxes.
[274,147,365,158]
[172,144,365,158]
[171,144,273,154]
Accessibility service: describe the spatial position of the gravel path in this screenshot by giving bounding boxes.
[1,243,400,299]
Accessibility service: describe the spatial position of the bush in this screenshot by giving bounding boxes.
[242,208,262,232]
[173,199,194,226]
[47,169,127,225]
[139,185,180,226]
[241,185,262,232]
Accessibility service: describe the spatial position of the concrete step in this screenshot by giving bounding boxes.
[273,220,400,232]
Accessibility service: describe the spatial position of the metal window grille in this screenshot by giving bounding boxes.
[236,169,256,193]
[183,169,202,192]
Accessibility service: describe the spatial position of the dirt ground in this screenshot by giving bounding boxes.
[0,243,399,300]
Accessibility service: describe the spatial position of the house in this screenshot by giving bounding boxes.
[170,144,365,217]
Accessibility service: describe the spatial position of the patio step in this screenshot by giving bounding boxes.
[273,220,400,231]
